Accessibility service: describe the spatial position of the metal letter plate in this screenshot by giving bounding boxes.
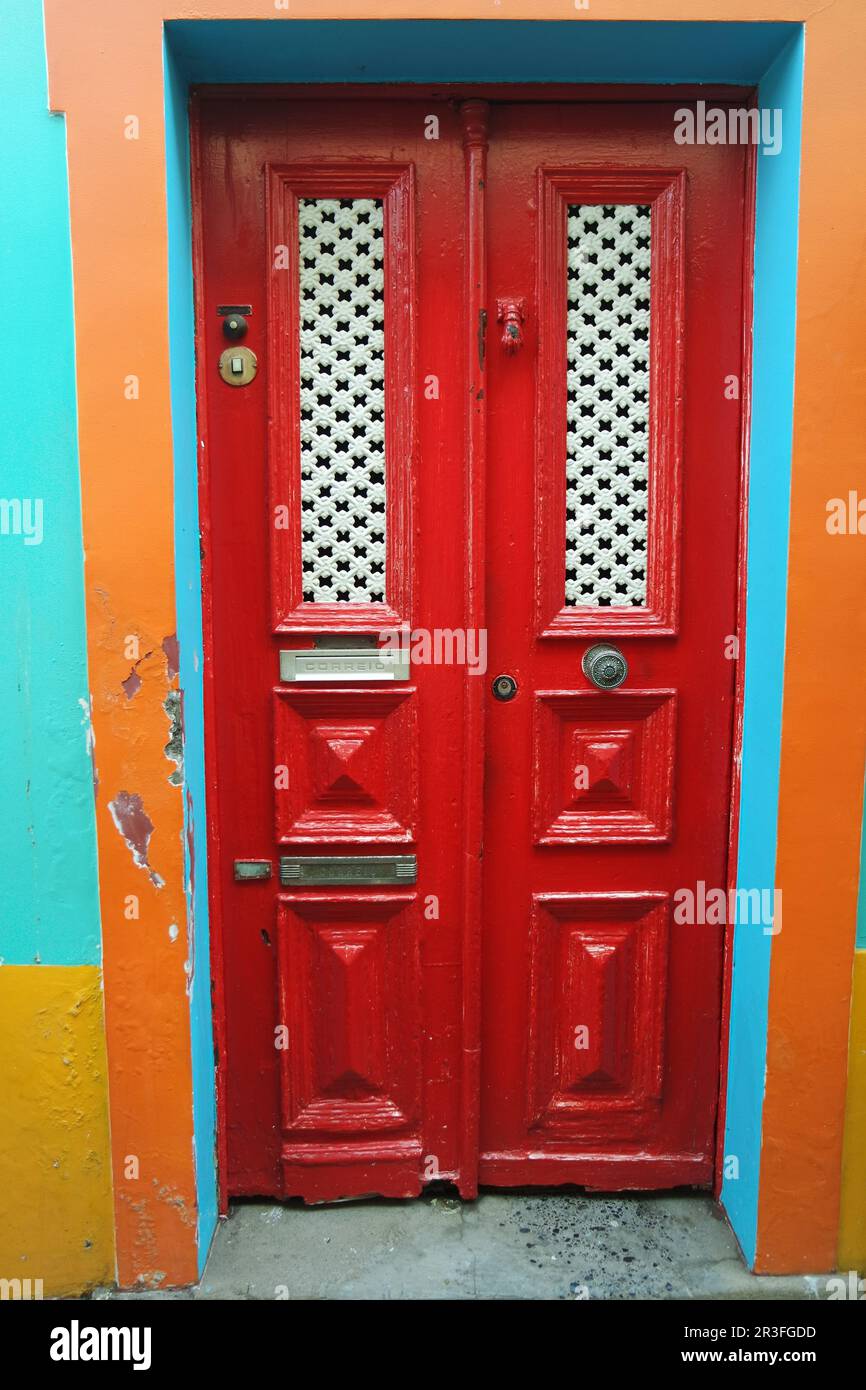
[279,855,417,887]
[279,648,410,682]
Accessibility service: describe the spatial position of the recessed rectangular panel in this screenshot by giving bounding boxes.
[527,894,669,1142]
[274,685,418,844]
[533,689,676,843]
[276,894,421,1139]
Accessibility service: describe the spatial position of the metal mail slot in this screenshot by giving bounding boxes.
[279,854,417,887]
[279,648,410,683]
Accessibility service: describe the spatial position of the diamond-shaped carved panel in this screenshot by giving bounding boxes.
[277,894,421,1136]
[533,689,676,843]
[527,894,669,1142]
[274,686,417,843]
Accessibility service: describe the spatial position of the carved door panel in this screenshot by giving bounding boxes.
[480,102,746,1187]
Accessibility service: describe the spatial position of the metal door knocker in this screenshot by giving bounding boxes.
[497,297,526,353]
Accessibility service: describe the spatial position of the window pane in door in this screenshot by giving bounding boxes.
[299,197,386,603]
[565,203,651,608]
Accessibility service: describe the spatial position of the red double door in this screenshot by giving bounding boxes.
[197,94,747,1201]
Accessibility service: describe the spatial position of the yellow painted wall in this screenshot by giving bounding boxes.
[0,968,114,1296]
[839,952,866,1273]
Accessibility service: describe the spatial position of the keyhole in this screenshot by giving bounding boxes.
[492,674,518,701]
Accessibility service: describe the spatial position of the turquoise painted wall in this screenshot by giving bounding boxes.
[0,0,101,968]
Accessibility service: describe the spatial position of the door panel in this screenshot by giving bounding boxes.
[532,689,677,844]
[276,893,422,1153]
[481,102,746,1186]
[527,893,669,1141]
[197,94,747,1202]
[198,98,469,1199]
[273,686,418,844]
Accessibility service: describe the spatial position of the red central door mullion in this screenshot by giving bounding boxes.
[457,99,490,1200]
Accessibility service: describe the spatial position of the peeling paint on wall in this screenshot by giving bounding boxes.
[78,695,99,796]
[107,792,165,889]
[122,669,142,699]
[163,690,184,787]
[162,632,180,679]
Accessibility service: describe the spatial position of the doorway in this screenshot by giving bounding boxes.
[194,91,747,1201]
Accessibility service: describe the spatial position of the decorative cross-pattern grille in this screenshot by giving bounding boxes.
[298,198,386,603]
[565,203,651,608]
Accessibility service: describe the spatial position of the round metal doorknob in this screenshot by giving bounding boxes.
[582,643,628,690]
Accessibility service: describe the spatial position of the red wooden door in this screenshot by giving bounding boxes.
[481,103,746,1188]
[198,97,473,1201]
[196,94,747,1203]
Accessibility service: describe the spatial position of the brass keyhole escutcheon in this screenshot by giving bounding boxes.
[219,346,257,387]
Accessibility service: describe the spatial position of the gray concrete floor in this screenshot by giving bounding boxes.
[98,1191,828,1300]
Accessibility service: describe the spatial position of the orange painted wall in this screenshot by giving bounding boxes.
[754,10,866,1272]
[44,1,200,1288]
[43,0,866,1280]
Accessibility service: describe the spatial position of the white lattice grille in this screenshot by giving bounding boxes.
[565,203,651,608]
[299,198,386,603]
